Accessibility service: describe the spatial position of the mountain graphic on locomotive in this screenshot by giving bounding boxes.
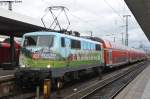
[15,31,146,88]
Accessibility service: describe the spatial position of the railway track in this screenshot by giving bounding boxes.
[0,61,149,99]
[84,61,149,99]
[62,61,149,99]
[48,62,134,99]
[0,74,14,97]
[0,74,35,99]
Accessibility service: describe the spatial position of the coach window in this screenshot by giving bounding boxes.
[96,44,101,51]
[61,37,65,47]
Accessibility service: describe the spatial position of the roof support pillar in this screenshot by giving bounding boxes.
[10,34,16,67]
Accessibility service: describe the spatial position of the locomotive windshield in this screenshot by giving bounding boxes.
[23,35,54,47]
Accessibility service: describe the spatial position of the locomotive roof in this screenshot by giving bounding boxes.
[24,31,102,45]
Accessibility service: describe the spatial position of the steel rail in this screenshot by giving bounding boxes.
[64,61,147,99]
[0,74,14,83]
[109,63,147,99]
[82,61,148,99]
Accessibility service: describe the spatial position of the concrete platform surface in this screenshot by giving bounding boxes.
[115,64,150,99]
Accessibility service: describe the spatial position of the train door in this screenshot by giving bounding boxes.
[60,37,71,66]
[60,37,70,57]
[65,38,71,57]
[109,50,112,65]
[65,38,71,66]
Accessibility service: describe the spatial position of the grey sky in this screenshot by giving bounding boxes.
[0,0,149,48]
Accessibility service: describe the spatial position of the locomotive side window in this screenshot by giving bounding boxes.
[71,39,81,49]
[61,37,65,47]
[96,44,101,50]
[71,39,75,48]
[84,42,88,50]
[88,43,90,50]
[91,43,95,50]
[91,43,94,50]
[90,43,92,50]
[93,44,96,50]
[77,41,81,49]
[81,41,86,50]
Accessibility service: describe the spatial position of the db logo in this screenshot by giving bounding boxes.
[32,53,40,59]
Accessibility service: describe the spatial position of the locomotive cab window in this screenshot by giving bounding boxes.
[24,36,37,47]
[38,35,54,47]
[61,37,65,47]
[96,44,101,50]
[23,35,54,47]
[71,39,81,49]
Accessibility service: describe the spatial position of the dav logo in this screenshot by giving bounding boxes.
[32,53,40,59]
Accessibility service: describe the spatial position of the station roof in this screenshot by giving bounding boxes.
[0,8,48,37]
[125,0,150,41]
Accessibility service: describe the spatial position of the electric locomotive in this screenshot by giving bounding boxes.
[15,31,104,87]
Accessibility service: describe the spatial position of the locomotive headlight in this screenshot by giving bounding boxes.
[47,64,51,68]
[21,65,25,68]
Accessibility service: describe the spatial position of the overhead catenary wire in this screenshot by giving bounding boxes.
[115,0,126,16]
[115,0,122,7]
[67,0,127,40]
[68,12,110,34]
[103,0,126,39]
[103,0,124,22]
[130,16,142,31]
[103,0,139,45]
[68,12,89,24]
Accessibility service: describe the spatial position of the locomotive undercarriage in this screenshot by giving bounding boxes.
[15,66,103,89]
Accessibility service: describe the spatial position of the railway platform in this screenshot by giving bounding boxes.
[115,63,150,99]
[0,69,15,76]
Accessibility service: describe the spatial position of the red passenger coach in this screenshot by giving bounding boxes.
[129,48,146,63]
[100,39,129,68]
[0,38,21,68]
[0,43,11,64]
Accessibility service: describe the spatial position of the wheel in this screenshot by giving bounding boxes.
[98,68,102,80]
